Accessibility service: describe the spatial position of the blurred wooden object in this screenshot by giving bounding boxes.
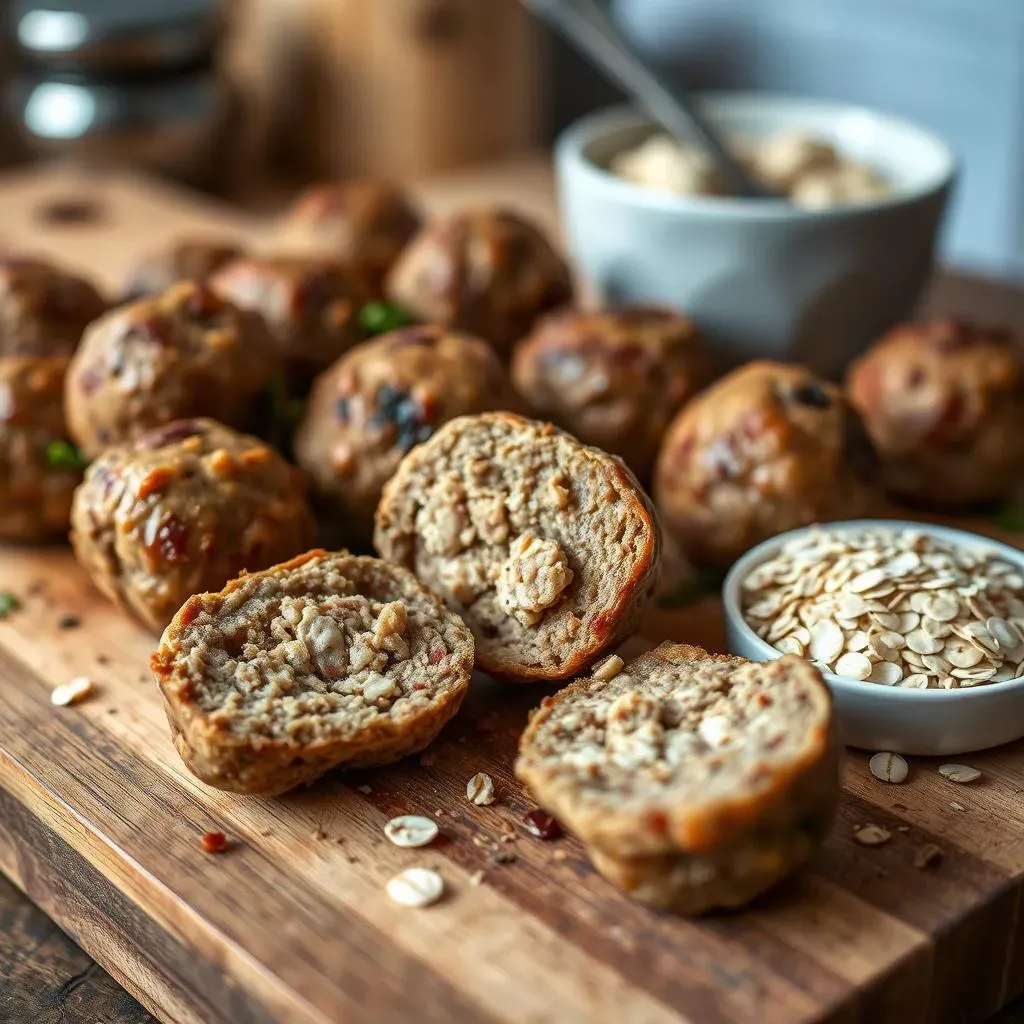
[300,0,542,177]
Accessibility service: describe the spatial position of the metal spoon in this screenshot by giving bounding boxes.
[527,0,774,198]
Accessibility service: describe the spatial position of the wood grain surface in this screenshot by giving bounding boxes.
[2,162,1024,1024]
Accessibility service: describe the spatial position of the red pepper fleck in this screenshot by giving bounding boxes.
[428,648,444,665]
[201,831,227,854]
[523,810,562,841]
[645,810,669,835]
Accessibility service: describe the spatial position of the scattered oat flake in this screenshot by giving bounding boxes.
[592,654,624,681]
[869,752,908,784]
[201,831,228,854]
[51,676,92,706]
[466,772,496,805]
[469,870,485,887]
[552,849,569,862]
[311,826,326,841]
[854,825,891,846]
[938,764,981,784]
[383,815,439,848]
[914,843,943,869]
[897,825,910,833]
[950,801,967,812]
[386,868,444,908]
[356,784,372,794]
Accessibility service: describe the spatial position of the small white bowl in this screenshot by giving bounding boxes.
[722,520,1024,755]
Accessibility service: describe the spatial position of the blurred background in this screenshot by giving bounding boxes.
[0,0,1011,275]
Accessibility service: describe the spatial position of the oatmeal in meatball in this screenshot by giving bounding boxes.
[71,418,316,632]
[123,237,246,300]
[0,356,83,541]
[210,255,371,388]
[65,280,278,458]
[385,207,573,357]
[512,306,705,479]
[847,318,1024,506]
[0,256,107,358]
[277,180,422,294]
[654,361,872,568]
[295,324,516,541]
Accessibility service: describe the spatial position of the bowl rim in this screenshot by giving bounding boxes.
[721,519,1024,702]
[556,93,959,221]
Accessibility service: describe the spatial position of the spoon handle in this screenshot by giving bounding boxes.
[528,0,772,198]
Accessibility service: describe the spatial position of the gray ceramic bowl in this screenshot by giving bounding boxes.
[555,94,957,378]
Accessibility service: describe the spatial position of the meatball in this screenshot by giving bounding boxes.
[385,207,573,357]
[295,324,516,542]
[210,256,370,390]
[123,237,246,300]
[847,318,1024,506]
[654,361,871,568]
[70,418,316,632]
[65,280,278,458]
[276,180,422,294]
[0,356,83,541]
[0,256,107,357]
[512,306,705,479]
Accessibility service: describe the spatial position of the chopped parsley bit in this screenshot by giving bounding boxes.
[358,300,414,337]
[0,593,19,618]
[46,439,89,470]
[991,505,1024,534]
[657,567,726,608]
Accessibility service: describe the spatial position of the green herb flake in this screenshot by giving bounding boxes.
[991,506,1024,534]
[0,593,19,618]
[658,567,725,608]
[358,301,415,337]
[46,439,88,471]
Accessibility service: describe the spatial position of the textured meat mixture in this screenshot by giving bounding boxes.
[375,413,660,679]
[123,237,246,300]
[654,361,873,568]
[847,318,1024,506]
[210,255,371,389]
[512,306,705,478]
[0,355,82,541]
[0,256,107,357]
[165,555,471,744]
[277,180,422,294]
[70,418,315,632]
[385,207,573,357]
[65,280,278,457]
[294,324,516,539]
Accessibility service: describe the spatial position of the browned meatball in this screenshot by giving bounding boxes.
[277,181,422,294]
[847,319,1024,506]
[210,256,371,389]
[0,356,83,541]
[0,256,107,357]
[385,207,573,357]
[123,237,246,300]
[295,324,516,542]
[512,306,705,479]
[654,362,872,568]
[65,281,278,458]
[70,418,316,632]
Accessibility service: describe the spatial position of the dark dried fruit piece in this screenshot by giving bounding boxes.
[789,382,832,409]
[373,383,433,452]
[523,810,562,840]
[155,514,189,563]
[137,420,205,449]
[58,614,80,629]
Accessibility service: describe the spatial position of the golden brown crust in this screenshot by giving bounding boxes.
[654,361,873,568]
[847,318,1024,506]
[152,549,474,795]
[512,306,706,479]
[374,411,660,682]
[0,355,81,541]
[295,325,517,541]
[516,643,840,913]
[385,207,573,357]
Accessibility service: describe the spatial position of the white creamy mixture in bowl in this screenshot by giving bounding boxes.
[612,129,893,209]
[722,521,1024,755]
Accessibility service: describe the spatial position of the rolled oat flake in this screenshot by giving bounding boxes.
[854,824,892,846]
[938,764,981,784]
[386,867,445,907]
[383,815,439,848]
[466,772,496,805]
[869,752,908,784]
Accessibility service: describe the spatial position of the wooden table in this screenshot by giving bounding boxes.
[4,161,1024,1024]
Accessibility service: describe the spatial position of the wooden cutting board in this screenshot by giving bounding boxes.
[2,162,1024,1024]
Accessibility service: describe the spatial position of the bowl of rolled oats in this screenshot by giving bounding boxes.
[723,521,1024,755]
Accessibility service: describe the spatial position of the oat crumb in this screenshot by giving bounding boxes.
[356,784,372,795]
